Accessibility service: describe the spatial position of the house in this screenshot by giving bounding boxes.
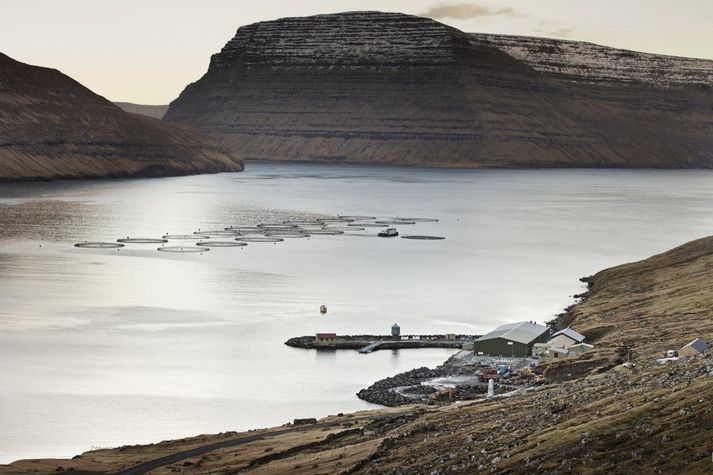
[473,321,549,357]
[678,338,708,357]
[315,333,337,343]
[546,327,586,349]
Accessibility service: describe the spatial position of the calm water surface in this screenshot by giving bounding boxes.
[2,163,713,461]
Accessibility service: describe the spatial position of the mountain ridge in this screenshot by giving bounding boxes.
[165,11,713,169]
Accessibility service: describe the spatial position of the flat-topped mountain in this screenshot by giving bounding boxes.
[0,54,243,181]
[473,33,713,88]
[165,11,713,168]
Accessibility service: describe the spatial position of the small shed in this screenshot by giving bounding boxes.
[547,328,586,349]
[569,342,594,354]
[678,338,708,357]
[315,333,337,342]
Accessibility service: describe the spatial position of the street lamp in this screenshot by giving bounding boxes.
[507,341,514,358]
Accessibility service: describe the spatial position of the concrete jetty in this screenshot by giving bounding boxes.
[285,334,478,353]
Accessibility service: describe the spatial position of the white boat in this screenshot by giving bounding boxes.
[378,227,398,237]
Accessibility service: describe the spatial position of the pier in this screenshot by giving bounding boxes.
[285,334,478,353]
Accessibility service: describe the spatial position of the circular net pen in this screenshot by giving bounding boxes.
[117,238,169,244]
[75,242,125,249]
[338,215,375,221]
[401,235,446,240]
[396,217,440,222]
[163,234,209,240]
[196,241,247,248]
[265,232,310,239]
[306,229,345,235]
[376,220,416,225]
[258,223,300,230]
[326,226,363,232]
[226,227,267,235]
[282,220,323,226]
[157,246,208,253]
[235,236,284,243]
[194,230,240,236]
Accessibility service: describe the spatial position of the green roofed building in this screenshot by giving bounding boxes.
[473,321,550,357]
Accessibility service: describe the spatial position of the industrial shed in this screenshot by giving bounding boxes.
[473,321,549,357]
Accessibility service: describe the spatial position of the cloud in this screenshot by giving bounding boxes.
[422,3,519,20]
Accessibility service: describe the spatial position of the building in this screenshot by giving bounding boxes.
[569,342,594,355]
[315,333,337,343]
[546,328,586,349]
[473,321,549,357]
[678,338,708,357]
[391,323,401,341]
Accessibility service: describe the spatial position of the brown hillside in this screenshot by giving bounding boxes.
[0,53,243,181]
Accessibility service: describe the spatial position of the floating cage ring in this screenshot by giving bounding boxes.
[157,246,208,253]
[265,232,310,239]
[194,230,240,235]
[376,220,416,225]
[306,229,345,235]
[235,236,284,243]
[396,217,440,222]
[257,223,299,230]
[337,215,375,220]
[163,234,210,240]
[325,226,362,232]
[117,238,169,244]
[74,242,125,249]
[196,241,247,248]
[401,235,446,240]
[282,220,323,226]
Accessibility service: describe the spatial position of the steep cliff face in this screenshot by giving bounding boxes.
[165,11,713,168]
[0,54,243,181]
[472,33,713,88]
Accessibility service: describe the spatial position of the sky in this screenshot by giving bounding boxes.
[3,0,712,104]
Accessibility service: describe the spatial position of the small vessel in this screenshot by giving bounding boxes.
[378,227,399,237]
[320,304,328,315]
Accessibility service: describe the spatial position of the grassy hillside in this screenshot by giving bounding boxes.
[2,238,712,474]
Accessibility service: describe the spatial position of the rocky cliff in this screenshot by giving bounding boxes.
[165,11,713,168]
[0,54,243,181]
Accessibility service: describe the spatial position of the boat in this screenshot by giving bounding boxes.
[320,304,328,315]
[378,227,399,237]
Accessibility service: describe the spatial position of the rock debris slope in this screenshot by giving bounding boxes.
[165,11,713,168]
[0,53,243,181]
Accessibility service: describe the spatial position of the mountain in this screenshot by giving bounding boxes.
[164,11,713,168]
[113,102,169,119]
[473,33,713,88]
[0,53,243,181]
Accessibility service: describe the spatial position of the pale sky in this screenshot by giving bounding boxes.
[3,0,712,104]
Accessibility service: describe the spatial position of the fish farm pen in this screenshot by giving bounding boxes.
[73,214,445,253]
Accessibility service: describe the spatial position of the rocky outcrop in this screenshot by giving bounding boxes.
[165,11,713,168]
[0,53,243,181]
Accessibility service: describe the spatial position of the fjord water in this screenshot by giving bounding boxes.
[2,163,713,461]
